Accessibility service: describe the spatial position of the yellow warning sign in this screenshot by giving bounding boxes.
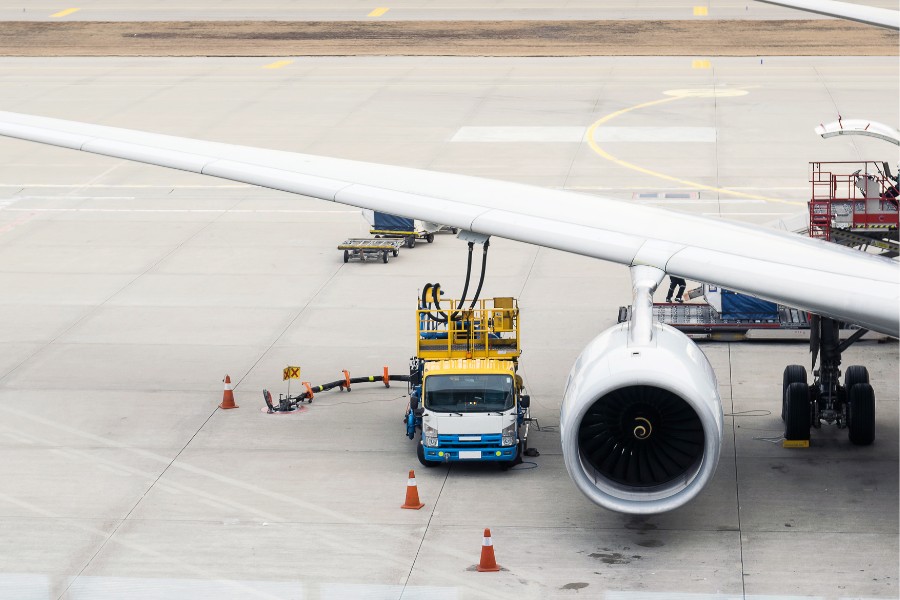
[283,366,301,380]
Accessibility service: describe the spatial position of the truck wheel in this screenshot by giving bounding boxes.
[406,236,416,249]
[848,383,875,446]
[416,442,440,467]
[784,381,810,441]
[392,248,399,257]
[782,364,806,421]
[499,440,525,471]
[426,233,434,243]
[382,250,389,263]
[343,250,349,263]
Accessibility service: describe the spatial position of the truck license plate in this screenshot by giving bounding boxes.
[459,451,481,460]
[458,436,481,441]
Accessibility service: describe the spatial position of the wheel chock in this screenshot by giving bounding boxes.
[341,369,351,391]
[782,439,809,448]
[383,366,390,388]
[302,381,314,402]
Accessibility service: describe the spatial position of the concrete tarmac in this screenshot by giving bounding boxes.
[0,56,897,599]
[5,0,898,22]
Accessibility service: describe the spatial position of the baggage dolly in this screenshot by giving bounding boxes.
[369,212,435,248]
[338,238,402,263]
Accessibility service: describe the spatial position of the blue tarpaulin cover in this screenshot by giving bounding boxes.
[373,212,414,232]
[720,289,778,320]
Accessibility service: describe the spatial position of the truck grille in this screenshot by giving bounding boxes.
[437,434,503,448]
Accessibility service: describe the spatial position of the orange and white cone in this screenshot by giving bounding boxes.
[400,469,425,510]
[219,375,238,409]
[476,528,500,572]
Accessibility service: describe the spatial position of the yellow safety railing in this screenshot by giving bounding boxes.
[416,297,520,360]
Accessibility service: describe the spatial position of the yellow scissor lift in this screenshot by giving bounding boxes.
[416,297,521,361]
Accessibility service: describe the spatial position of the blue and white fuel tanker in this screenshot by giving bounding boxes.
[404,292,530,468]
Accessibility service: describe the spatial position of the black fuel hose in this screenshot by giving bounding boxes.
[468,238,490,309]
[450,242,476,321]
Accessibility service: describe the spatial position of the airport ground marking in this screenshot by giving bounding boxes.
[262,59,294,70]
[692,59,712,69]
[693,6,709,16]
[368,7,390,17]
[584,90,804,206]
[50,7,80,17]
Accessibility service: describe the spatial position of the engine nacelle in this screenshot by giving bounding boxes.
[560,321,723,514]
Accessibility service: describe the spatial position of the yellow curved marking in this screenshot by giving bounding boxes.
[584,90,803,206]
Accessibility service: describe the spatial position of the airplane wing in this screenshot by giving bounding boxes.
[0,110,897,338]
[754,0,900,30]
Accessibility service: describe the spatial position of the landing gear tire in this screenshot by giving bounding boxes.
[416,441,440,467]
[782,364,807,421]
[848,382,875,446]
[784,381,811,441]
[343,250,349,263]
[844,365,869,393]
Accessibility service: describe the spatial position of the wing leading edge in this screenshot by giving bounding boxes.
[754,0,900,30]
[0,110,897,337]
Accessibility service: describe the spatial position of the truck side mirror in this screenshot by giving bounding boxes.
[520,395,530,408]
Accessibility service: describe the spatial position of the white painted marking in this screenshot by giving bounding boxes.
[636,199,767,205]
[451,126,586,143]
[593,126,716,143]
[0,574,50,600]
[67,575,304,599]
[322,583,457,599]
[451,126,717,143]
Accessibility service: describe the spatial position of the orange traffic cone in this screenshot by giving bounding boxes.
[476,528,500,572]
[219,375,238,409]
[400,469,425,510]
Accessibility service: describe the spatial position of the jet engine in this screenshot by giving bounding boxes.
[560,321,723,514]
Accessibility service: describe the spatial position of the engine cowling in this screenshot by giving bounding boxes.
[560,321,723,514]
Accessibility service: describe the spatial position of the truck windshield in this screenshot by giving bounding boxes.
[424,374,514,413]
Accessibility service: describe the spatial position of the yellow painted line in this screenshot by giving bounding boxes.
[50,7,80,17]
[583,91,802,206]
[368,7,390,17]
[262,59,294,70]
[693,6,708,16]
[692,59,711,69]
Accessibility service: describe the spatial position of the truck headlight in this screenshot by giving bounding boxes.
[501,422,517,447]
[424,423,438,447]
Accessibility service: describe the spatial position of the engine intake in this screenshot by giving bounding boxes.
[561,322,722,514]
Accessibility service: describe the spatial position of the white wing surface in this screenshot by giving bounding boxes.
[755,0,900,29]
[0,110,897,337]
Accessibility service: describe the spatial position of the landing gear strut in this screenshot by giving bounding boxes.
[782,316,875,445]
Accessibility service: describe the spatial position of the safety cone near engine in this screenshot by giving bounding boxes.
[219,375,238,409]
[476,528,500,572]
[400,469,425,510]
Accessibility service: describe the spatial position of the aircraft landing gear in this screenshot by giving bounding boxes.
[782,316,875,445]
